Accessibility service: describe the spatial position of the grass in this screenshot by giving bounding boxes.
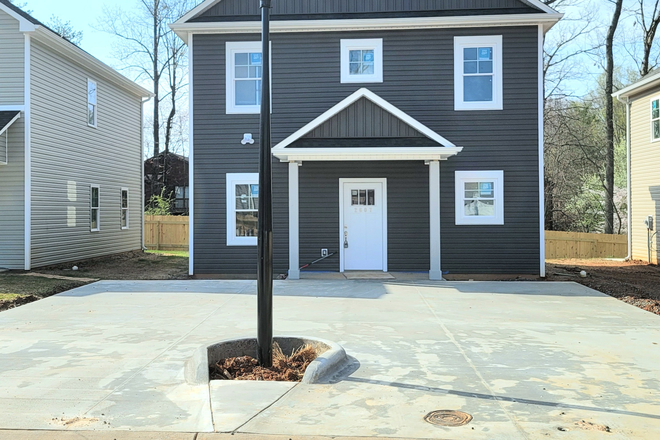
[0,293,24,301]
[145,250,189,258]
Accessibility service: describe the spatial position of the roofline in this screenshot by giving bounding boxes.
[175,0,559,25]
[273,147,464,162]
[273,88,457,150]
[613,70,660,100]
[171,13,562,41]
[0,3,153,99]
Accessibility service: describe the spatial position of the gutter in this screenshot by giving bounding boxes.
[616,94,632,261]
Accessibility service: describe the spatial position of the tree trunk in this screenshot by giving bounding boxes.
[604,0,623,234]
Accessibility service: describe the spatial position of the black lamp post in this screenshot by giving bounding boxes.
[257,0,273,367]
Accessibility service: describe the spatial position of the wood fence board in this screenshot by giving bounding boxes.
[144,215,189,251]
[545,231,626,259]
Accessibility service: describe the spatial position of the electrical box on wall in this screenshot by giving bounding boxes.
[321,249,328,257]
[645,215,654,231]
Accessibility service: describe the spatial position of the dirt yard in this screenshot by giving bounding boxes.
[0,250,188,312]
[547,259,660,315]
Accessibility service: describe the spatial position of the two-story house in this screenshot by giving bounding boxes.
[0,0,152,270]
[172,0,561,279]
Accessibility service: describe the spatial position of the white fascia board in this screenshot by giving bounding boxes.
[171,13,563,41]
[0,112,21,137]
[31,27,153,99]
[273,88,456,150]
[613,71,660,100]
[0,4,36,32]
[273,147,463,162]
[175,0,221,25]
[519,0,558,14]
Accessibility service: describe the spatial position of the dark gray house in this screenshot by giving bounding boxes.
[172,0,561,279]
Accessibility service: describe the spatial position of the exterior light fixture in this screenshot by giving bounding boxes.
[241,133,255,145]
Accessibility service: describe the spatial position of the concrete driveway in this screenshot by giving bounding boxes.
[0,279,658,439]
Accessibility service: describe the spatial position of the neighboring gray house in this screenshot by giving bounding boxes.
[0,0,152,270]
[172,0,561,279]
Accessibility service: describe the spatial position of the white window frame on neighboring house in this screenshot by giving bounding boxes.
[226,173,259,246]
[651,96,660,142]
[454,36,503,111]
[340,38,383,84]
[87,79,97,127]
[90,184,100,232]
[226,41,271,114]
[455,170,504,225]
[121,188,129,230]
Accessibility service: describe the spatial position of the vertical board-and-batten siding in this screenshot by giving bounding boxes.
[0,117,25,269]
[199,0,537,17]
[304,97,425,138]
[29,39,143,267]
[0,9,24,105]
[630,86,660,264]
[193,26,540,275]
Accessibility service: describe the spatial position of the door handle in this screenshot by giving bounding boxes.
[344,230,349,248]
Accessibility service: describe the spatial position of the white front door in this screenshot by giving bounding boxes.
[341,179,387,271]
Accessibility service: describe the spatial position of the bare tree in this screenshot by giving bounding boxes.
[47,15,83,46]
[636,0,660,76]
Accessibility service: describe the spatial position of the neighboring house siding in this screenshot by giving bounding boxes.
[630,87,660,264]
[197,0,537,18]
[193,25,540,275]
[29,39,143,267]
[0,117,25,270]
[0,9,24,105]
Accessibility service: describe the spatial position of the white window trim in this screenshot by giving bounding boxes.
[454,36,503,111]
[340,39,383,84]
[226,173,259,246]
[90,184,100,232]
[226,41,271,114]
[651,95,660,143]
[121,188,129,230]
[87,79,97,128]
[455,170,504,225]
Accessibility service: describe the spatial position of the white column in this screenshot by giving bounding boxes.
[288,161,300,280]
[429,160,442,280]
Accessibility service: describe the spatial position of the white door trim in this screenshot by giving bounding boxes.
[339,178,388,273]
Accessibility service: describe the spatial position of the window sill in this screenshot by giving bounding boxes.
[454,103,503,111]
[227,239,257,247]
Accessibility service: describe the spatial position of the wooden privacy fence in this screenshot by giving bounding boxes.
[143,217,627,259]
[545,231,627,259]
[144,215,189,251]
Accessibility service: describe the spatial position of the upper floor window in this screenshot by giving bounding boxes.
[226,42,264,114]
[455,171,504,225]
[340,39,383,84]
[652,98,660,141]
[454,36,503,111]
[88,79,97,127]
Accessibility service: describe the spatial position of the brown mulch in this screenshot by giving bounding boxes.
[210,344,318,382]
[0,295,41,313]
[546,259,660,315]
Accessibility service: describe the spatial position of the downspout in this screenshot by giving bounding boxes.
[616,94,632,260]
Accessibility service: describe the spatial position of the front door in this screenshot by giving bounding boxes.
[341,180,387,271]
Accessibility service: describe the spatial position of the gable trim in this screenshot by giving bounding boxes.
[273,88,456,151]
[171,13,562,40]
[175,0,557,25]
[0,3,36,32]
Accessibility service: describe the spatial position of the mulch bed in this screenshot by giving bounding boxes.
[210,344,318,382]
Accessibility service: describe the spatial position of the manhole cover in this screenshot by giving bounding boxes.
[424,410,473,427]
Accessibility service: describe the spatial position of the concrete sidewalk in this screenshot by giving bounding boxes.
[0,279,659,439]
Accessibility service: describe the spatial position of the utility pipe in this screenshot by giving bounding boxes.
[616,94,632,261]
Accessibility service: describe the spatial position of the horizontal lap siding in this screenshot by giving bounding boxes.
[299,161,429,272]
[0,117,25,269]
[30,40,143,268]
[630,88,660,264]
[0,9,24,105]
[193,26,540,275]
[201,0,535,17]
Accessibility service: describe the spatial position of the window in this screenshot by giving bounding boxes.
[174,186,189,210]
[652,98,660,141]
[351,189,375,206]
[226,42,266,114]
[121,188,129,229]
[88,79,97,127]
[454,36,503,111]
[90,185,100,231]
[340,39,383,83]
[455,171,504,225]
[226,173,259,246]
